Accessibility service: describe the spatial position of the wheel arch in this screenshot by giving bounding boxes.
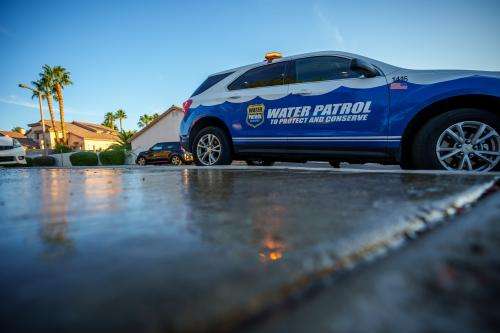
[399,94,500,168]
[188,116,234,154]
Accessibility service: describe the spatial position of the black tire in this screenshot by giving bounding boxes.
[329,160,341,168]
[170,155,183,165]
[246,159,275,166]
[136,157,147,166]
[192,126,232,166]
[412,108,500,171]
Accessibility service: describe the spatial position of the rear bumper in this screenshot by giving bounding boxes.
[182,153,194,162]
[180,135,190,152]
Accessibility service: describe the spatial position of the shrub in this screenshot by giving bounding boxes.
[99,149,125,165]
[32,156,56,167]
[70,151,98,166]
[54,143,73,153]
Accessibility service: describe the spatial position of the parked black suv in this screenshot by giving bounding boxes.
[136,142,193,165]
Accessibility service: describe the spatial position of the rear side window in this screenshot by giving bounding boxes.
[228,62,289,90]
[294,56,361,84]
[191,72,234,97]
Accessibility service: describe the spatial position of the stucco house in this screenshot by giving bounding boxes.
[130,106,184,154]
[27,120,119,151]
[0,130,38,148]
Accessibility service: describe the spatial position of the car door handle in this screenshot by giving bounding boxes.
[229,95,242,99]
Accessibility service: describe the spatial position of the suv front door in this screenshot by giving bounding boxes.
[226,61,293,152]
[287,56,390,156]
[147,143,169,163]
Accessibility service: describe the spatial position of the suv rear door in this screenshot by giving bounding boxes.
[286,56,390,156]
[226,61,293,151]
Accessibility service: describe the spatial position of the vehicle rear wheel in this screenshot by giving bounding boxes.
[412,109,500,172]
[193,127,232,166]
[137,157,146,166]
[245,159,275,166]
[170,155,182,165]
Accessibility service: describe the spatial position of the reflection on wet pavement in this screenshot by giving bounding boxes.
[0,167,496,332]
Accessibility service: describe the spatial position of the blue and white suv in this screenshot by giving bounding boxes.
[180,51,500,171]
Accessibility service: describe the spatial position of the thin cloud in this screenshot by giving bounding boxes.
[313,4,344,49]
[0,95,99,117]
[0,96,43,110]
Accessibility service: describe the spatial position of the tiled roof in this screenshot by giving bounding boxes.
[28,120,119,141]
[129,105,183,142]
[0,131,38,148]
[0,131,25,139]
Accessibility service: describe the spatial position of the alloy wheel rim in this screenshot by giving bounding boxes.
[435,121,500,172]
[172,156,181,165]
[138,158,145,165]
[196,134,222,166]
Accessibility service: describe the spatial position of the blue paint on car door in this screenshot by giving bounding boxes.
[284,56,391,151]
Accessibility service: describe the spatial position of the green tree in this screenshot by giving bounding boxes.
[32,78,58,143]
[114,109,127,131]
[102,112,117,130]
[12,126,24,133]
[137,113,160,128]
[41,65,72,144]
[137,114,152,128]
[117,130,135,150]
[108,130,136,151]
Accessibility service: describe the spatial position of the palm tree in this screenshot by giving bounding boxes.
[114,109,127,131]
[117,130,135,150]
[32,78,59,144]
[41,65,72,144]
[102,112,116,130]
[137,114,153,128]
[107,130,136,151]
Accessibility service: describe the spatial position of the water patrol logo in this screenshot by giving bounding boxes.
[246,104,265,128]
[267,101,373,125]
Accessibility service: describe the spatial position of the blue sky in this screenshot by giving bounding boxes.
[1,0,499,131]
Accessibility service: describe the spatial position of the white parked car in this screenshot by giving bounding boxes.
[0,133,26,166]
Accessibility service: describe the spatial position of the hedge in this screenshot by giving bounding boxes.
[70,151,98,166]
[99,150,125,165]
[32,156,56,167]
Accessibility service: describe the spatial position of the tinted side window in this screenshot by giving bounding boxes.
[228,62,288,90]
[191,72,234,97]
[151,144,163,151]
[294,56,361,84]
[165,143,180,150]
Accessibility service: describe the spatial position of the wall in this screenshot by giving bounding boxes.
[83,139,116,151]
[131,111,183,154]
[68,133,84,149]
[28,125,63,148]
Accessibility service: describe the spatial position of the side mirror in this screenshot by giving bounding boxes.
[350,58,379,78]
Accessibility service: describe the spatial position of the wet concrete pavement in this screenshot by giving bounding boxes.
[247,189,500,333]
[0,167,498,332]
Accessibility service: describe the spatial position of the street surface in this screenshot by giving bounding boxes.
[0,166,498,332]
